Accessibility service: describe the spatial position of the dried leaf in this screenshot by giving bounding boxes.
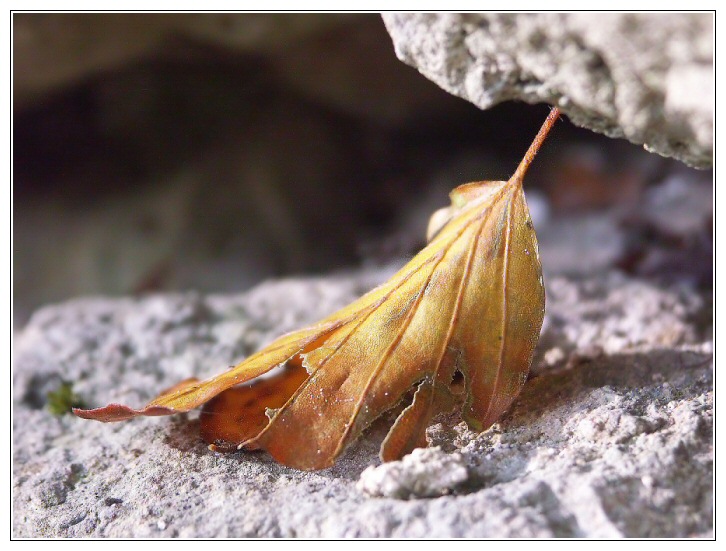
[74,108,559,470]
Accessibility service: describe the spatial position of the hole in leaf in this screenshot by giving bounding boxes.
[450,369,466,396]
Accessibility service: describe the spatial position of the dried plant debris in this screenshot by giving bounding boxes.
[75,109,559,470]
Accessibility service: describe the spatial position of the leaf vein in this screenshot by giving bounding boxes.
[481,194,514,423]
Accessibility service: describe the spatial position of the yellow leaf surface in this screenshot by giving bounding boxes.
[74,108,558,470]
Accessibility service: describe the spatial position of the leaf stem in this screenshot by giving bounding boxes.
[512,106,560,184]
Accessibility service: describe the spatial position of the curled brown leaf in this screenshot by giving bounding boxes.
[74,108,559,470]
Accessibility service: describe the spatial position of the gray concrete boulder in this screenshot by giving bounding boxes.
[13,267,712,537]
[383,13,713,168]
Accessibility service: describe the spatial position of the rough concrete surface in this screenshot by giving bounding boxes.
[383,13,713,168]
[13,266,712,537]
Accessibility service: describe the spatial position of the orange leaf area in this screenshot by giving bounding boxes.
[200,360,309,453]
[74,109,558,470]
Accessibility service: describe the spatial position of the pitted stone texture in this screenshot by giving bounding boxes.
[383,13,713,168]
[357,447,469,499]
[13,269,711,537]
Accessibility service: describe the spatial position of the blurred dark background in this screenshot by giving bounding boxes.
[13,13,712,327]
